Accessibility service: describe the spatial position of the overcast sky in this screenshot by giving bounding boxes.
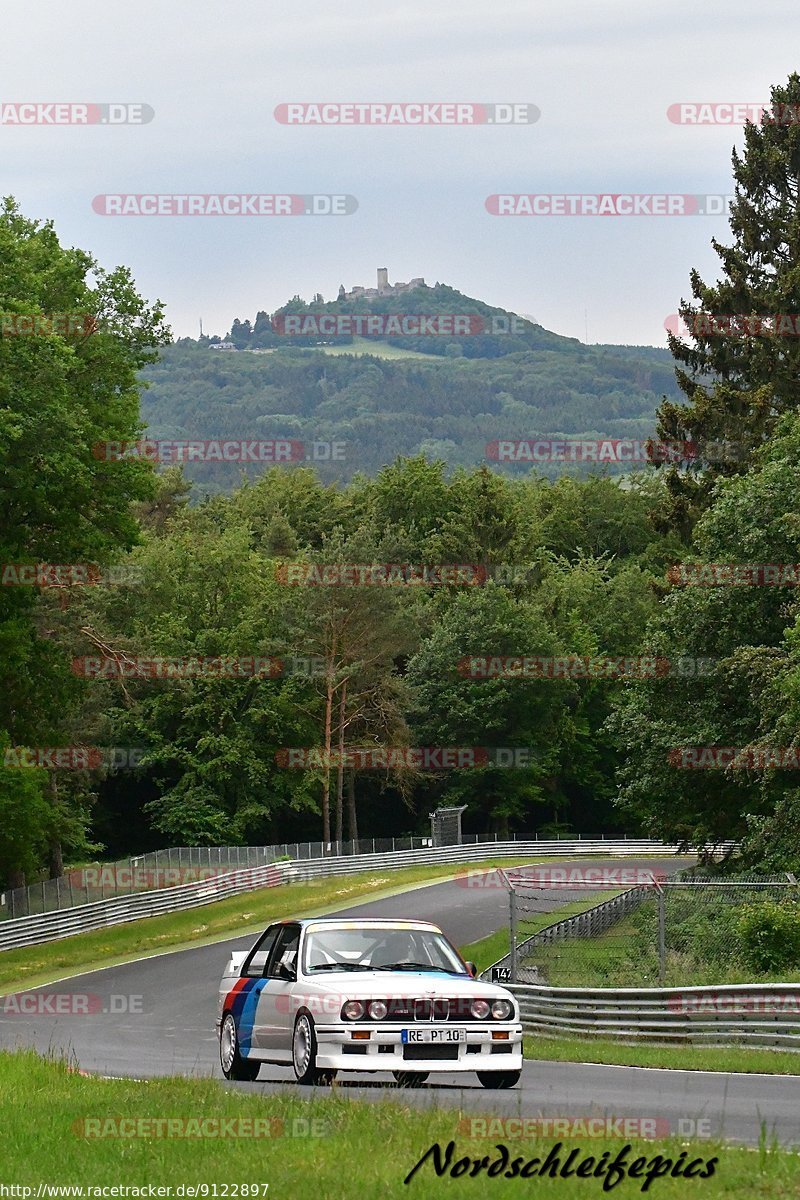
[3,1,799,345]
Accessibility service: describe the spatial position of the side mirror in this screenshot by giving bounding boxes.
[464,961,478,979]
[277,961,296,982]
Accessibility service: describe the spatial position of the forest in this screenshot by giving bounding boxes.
[140,327,680,491]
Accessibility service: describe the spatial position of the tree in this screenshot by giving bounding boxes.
[0,198,169,879]
[77,515,319,846]
[406,585,576,834]
[0,733,51,888]
[656,73,800,536]
[132,466,191,534]
[0,198,168,565]
[611,410,800,847]
[285,529,417,842]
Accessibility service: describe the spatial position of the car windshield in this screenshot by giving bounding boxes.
[302,925,468,975]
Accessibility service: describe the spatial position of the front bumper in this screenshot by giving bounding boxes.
[311,1022,523,1072]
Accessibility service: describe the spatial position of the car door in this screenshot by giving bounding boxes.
[256,923,301,1057]
[225,924,282,1055]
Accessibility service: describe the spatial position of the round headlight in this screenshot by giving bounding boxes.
[368,1000,388,1020]
[470,999,491,1019]
[491,999,513,1021]
[342,1000,365,1020]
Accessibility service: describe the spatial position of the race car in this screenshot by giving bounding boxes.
[217,917,523,1088]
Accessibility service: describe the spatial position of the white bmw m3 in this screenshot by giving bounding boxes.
[217,917,523,1088]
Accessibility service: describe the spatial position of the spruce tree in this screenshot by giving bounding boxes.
[656,72,800,537]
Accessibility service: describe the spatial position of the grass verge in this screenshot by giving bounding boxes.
[0,858,538,994]
[1,1049,796,1198]
[524,1034,800,1077]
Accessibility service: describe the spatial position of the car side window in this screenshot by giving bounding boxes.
[242,925,281,978]
[265,924,301,979]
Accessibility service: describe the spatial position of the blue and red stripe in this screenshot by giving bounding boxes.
[223,977,269,1057]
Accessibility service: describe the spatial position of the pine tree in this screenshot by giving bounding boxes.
[656,72,800,537]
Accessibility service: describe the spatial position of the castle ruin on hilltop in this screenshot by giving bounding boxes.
[338,268,426,301]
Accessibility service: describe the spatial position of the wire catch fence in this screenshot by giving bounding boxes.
[489,867,800,988]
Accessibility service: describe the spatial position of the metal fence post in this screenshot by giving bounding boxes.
[658,888,666,984]
[510,886,518,984]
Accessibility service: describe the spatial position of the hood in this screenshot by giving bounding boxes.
[299,970,514,1002]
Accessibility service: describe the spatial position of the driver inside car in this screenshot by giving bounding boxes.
[367,931,419,968]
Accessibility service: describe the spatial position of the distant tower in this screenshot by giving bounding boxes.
[338,284,346,300]
[377,267,389,293]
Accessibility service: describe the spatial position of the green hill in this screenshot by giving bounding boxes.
[139,282,679,494]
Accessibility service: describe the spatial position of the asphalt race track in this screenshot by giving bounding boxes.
[2,857,798,1148]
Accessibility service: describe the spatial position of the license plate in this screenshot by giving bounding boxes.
[401,1028,466,1044]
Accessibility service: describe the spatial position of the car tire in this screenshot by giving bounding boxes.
[476,1070,521,1089]
[292,1012,337,1086]
[219,1012,261,1082]
[393,1071,430,1088]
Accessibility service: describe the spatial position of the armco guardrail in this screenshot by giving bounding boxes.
[1,831,681,919]
[0,862,290,953]
[4,836,444,919]
[509,982,800,1048]
[0,839,697,952]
